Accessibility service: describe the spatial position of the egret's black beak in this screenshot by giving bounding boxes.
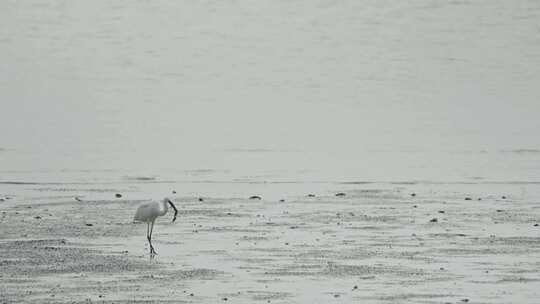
[168,199,178,222]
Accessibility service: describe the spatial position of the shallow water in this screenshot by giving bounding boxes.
[1,0,540,186]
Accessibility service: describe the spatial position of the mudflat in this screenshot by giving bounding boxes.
[1,183,539,303]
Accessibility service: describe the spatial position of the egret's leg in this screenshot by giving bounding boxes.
[146,222,152,254]
[149,220,157,255]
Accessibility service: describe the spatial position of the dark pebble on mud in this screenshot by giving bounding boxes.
[115,193,122,198]
[410,193,416,197]
[85,223,93,226]
[335,192,346,197]
[307,194,316,197]
[34,216,41,219]
[438,210,445,213]
[534,223,539,227]
[249,195,262,200]
[279,199,285,202]
[496,209,503,212]
[198,197,204,202]
[222,297,228,301]
[430,218,438,223]
[353,285,358,290]
[464,197,472,200]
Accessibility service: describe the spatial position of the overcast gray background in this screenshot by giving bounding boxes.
[1,0,539,183]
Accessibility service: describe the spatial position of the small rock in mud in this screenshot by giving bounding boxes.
[429,218,438,223]
[222,297,228,301]
[198,197,204,202]
[249,195,262,200]
[115,193,122,198]
[534,223,539,227]
[410,193,416,197]
[352,285,358,290]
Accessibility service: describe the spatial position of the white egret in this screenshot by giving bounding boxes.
[134,197,178,255]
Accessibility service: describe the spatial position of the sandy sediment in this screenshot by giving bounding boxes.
[1,184,539,303]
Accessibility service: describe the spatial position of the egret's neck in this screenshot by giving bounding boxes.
[159,200,169,215]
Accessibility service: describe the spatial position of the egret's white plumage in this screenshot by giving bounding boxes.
[134,197,178,255]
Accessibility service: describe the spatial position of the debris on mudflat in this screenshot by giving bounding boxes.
[335,192,346,197]
[115,193,122,198]
[249,195,262,200]
[429,218,438,223]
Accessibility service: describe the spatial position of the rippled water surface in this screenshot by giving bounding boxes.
[1,0,540,185]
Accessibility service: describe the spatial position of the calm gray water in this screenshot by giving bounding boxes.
[1,0,539,184]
